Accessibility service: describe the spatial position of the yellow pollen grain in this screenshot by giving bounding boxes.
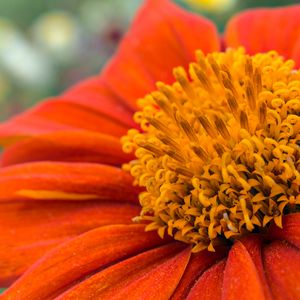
[122,48,300,252]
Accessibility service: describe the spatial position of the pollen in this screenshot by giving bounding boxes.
[121,48,300,252]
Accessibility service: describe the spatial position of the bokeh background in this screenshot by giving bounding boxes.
[0,0,299,121]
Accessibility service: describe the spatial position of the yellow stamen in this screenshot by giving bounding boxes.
[122,48,300,252]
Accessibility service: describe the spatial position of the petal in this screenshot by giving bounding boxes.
[292,38,300,67]
[1,131,133,167]
[222,239,266,300]
[263,240,300,300]
[239,235,273,300]
[0,100,129,146]
[63,76,135,125]
[2,224,168,299]
[101,0,219,110]
[0,201,139,286]
[0,0,219,145]
[225,5,300,67]
[186,259,226,300]
[171,247,228,300]
[0,162,139,203]
[58,243,190,300]
[268,213,300,249]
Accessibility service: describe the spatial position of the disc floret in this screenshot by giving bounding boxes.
[122,48,300,252]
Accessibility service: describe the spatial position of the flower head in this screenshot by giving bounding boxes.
[122,48,300,252]
[1,0,300,299]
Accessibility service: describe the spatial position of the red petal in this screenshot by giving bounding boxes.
[0,162,139,203]
[1,131,132,167]
[0,0,219,145]
[63,76,135,125]
[0,100,129,146]
[263,240,300,300]
[225,5,300,67]
[240,235,273,300]
[268,213,300,249]
[2,224,167,299]
[187,259,226,300]
[58,243,190,299]
[171,247,228,300]
[0,201,139,286]
[101,0,219,110]
[292,39,300,67]
[222,239,266,300]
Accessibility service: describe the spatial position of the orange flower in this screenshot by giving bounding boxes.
[1,0,300,299]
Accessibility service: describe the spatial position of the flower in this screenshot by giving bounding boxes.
[1,0,300,299]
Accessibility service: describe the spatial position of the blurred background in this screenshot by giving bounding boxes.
[0,0,299,121]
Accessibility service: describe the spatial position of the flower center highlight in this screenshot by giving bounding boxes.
[121,48,300,252]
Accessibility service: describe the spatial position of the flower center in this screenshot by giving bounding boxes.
[121,48,300,252]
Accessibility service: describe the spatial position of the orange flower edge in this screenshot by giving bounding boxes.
[1,0,300,299]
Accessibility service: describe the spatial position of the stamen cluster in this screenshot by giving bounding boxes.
[122,48,300,252]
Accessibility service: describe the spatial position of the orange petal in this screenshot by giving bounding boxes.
[222,239,266,300]
[239,235,273,300]
[268,213,300,249]
[101,0,219,110]
[292,38,300,67]
[2,224,168,299]
[263,240,300,300]
[225,5,300,67]
[0,162,139,203]
[58,243,190,300]
[0,0,219,145]
[63,76,135,125]
[171,247,228,300]
[0,201,139,286]
[186,259,226,300]
[0,100,129,146]
[1,131,133,167]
